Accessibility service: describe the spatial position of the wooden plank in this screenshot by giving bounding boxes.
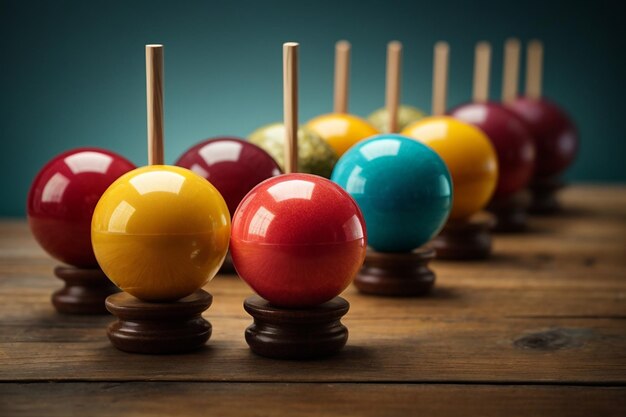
[3,188,625,284]
[0,186,625,385]
[1,312,624,383]
[1,382,625,417]
[1,262,626,325]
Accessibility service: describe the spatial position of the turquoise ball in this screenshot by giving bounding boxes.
[331,134,453,252]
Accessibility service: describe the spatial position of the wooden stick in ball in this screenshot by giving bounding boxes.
[283,42,299,174]
[525,40,543,100]
[502,38,521,104]
[432,41,450,116]
[146,45,164,166]
[473,41,491,103]
[334,40,351,114]
[385,41,402,133]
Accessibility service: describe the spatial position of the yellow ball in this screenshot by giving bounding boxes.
[401,116,498,220]
[91,165,231,301]
[306,113,379,156]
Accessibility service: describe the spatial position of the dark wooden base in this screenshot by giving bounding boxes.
[105,290,213,354]
[432,213,494,260]
[219,251,236,275]
[529,177,565,215]
[354,248,436,296]
[488,192,530,233]
[52,266,120,315]
[243,295,349,359]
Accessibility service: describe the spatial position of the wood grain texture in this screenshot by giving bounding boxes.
[0,186,625,415]
[525,40,543,99]
[432,41,449,116]
[473,41,491,103]
[282,42,298,174]
[145,44,164,165]
[502,38,521,103]
[385,41,402,133]
[1,383,625,417]
[333,40,350,114]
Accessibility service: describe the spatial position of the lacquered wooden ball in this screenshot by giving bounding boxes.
[27,148,135,268]
[91,165,230,302]
[367,105,427,133]
[230,173,366,308]
[332,134,452,252]
[175,137,281,216]
[450,102,535,199]
[507,97,578,178]
[248,123,337,178]
[306,113,379,157]
[401,116,498,220]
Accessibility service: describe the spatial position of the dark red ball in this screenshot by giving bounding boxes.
[507,98,578,178]
[450,102,535,199]
[175,137,281,216]
[27,148,136,267]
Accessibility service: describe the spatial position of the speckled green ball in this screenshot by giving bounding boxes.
[248,123,338,178]
[367,105,427,133]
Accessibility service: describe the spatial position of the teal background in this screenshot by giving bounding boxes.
[1,0,624,216]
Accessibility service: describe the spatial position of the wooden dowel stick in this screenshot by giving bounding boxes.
[333,40,350,114]
[432,41,449,116]
[146,45,164,166]
[473,41,491,103]
[283,42,299,174]
[385,41,402,133]
[525,40,543,99]
[501,38,521,103]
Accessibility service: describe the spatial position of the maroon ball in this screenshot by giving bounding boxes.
[175,137,281,216]
[450,102,535,199]
[27,148,136,268]
[507,97,578,178]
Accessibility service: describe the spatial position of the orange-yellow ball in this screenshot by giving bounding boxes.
[91,165,231,301]
[401,116,498,220]
[306,113,379,156]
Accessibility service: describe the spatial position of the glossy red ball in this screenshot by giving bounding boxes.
[230,173,367,308]
[450,102,535,199]
[175,137,281,216]
[27,148,136,267]
[507,97,578,178]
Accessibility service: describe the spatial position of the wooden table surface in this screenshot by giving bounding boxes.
[1,185,625,416]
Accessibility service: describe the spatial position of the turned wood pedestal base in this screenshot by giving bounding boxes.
[105,290,213,354]
[529,177,565,215]
[432,214,494,260]
[354,248,436,296]
[488,192,530,233]
[52,266,120,315]
[243,295,349,360]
